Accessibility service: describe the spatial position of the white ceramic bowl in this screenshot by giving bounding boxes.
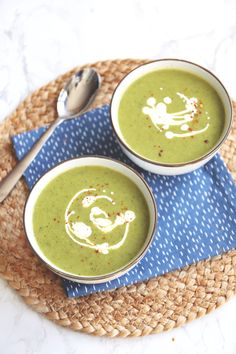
[110,59,233,175]
[24,156,157,284]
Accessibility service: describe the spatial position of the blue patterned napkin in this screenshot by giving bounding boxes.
[12,105,236,298]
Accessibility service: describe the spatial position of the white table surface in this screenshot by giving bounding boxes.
[1,0,236,353]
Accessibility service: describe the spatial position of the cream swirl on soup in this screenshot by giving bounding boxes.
[142,92,210,139]
[65,188,136,254]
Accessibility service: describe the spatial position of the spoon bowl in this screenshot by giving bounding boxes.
[57,68,101,118]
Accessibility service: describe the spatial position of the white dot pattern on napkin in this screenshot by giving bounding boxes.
[12,105,236,298]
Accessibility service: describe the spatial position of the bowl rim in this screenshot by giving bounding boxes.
[110,58,233,168]
[23,155,157,283]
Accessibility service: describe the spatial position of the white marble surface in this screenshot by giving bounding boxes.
[0,0,236,353]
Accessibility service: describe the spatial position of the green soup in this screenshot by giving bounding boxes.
[118,69,225,163]
[33,166,150,276]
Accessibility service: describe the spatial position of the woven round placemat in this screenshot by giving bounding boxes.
[0,59,236,337]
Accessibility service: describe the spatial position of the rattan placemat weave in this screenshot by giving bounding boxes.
[0,59,236,337]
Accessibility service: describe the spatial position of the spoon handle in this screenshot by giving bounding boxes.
[0,118,62,203]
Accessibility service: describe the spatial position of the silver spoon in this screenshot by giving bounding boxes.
[0,68,101,203]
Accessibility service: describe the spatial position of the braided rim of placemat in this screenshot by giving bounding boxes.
[0,59,236,337]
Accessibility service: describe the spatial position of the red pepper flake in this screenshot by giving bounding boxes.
[204,139,209,144]
[188,127,193,132]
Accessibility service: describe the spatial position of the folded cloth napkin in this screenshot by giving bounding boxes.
[12,105,236,298]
